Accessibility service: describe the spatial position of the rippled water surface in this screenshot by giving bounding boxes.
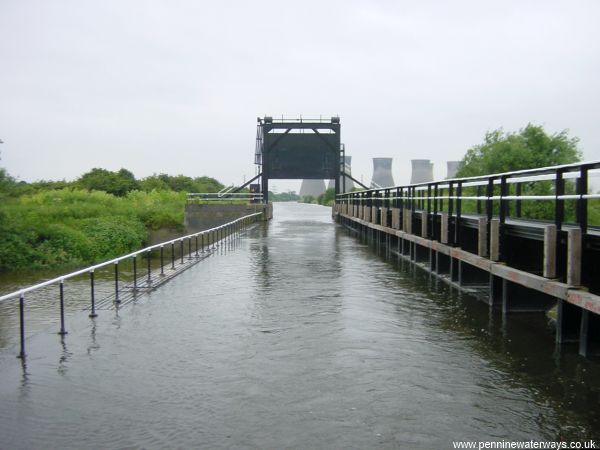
[0,202,599,449]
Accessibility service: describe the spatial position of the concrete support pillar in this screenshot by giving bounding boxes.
[420,211,428,238]
[381,207,388,227]
[391,208,400,229]
[404,209,413,234]
[440,213,449,244]
[478,217,488,257]
[490,219,499,261]
[365,206,372,223]
[567,229,581,287]
[543,225,557,278]
[371,206,378,224]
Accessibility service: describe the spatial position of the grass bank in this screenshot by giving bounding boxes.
[0,189,186,271]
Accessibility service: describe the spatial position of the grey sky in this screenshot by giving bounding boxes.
[1,0,599,192]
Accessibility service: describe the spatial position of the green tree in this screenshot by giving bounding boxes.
[317,188,336,206]
[139,174,223,193]
[78,168,139,196]
[456,124,582,221]
[456,124,581,177]
[0,152,16,195]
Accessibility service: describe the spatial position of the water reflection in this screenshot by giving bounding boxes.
[352,217,600,440]
[57,336,71,377]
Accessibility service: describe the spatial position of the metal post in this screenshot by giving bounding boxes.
[515,183,522,218]
[18,294,25,359]
[180,239,184,264]
[555,169,565,230]
[160,246,164,275]
[188,237,192,260]
[201,233,205,253]
[115,262,121,303]
[448,182,454,245]
[58,280,67,335]
[499,176,508,260]
[195,235,199,257]
[147,250,151,284]
[577,166,589,234]
[454,181,462,246]
[133,256,137,289]
[89,270,97,318]
[433,183,439,241]
[486,177,493,224]
[171,242,176,269]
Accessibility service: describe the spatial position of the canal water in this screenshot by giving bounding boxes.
[0,202,599,449]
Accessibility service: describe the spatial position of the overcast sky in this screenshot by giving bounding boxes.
[1,0,599,192]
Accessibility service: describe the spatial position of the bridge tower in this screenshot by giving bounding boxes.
[254,116,342,203]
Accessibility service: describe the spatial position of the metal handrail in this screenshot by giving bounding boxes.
[343,160,600,195]
[2,212,264,359]
[336,160,600,234]
[186,192,263,202]
[0,212,262,303]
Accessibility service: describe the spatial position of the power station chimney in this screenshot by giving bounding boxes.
[328,155,355,192]
[410,159,434,184]
[299,179,326,198]
[446,161,460,179]
[370,158,395,188]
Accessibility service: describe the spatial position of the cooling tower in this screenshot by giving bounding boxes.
[299,179,326,198]
[410,159,434,184]
[446,161,460,179]
[328,155,355,191]
[370,158,395,188]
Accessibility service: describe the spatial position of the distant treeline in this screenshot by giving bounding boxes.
[1,167,223,198]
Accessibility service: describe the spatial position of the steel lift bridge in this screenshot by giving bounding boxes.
[235,116,368,203]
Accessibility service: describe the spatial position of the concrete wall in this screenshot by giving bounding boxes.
[184,203,270,233]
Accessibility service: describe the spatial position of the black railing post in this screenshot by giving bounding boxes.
[555,169,565,230]
[515,183,522,218]
[160,247,164,275]
[486,177,494,224]
[476,185,482,215]
[18,294,25,359]
[147,250,152,284]
[89,270,98,318]
[180,239,184,264]
[58,280,67,335]
[448,182,454,245]
[201,233,205,253]
[499,176,508,261]
[133,256,138,289]
[433,183,439,241]
[454,181,462,246]
[171,242,176,269]
[188,237,193,260]
[115,262,121,302]
[427,184,432,238]
[195,235,199,257]
[577,166,589,234]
